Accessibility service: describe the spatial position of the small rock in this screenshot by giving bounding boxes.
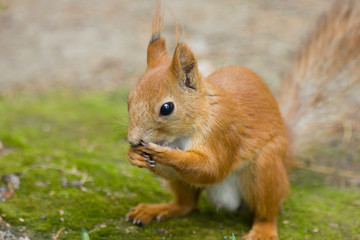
[61,178,68,188]
[282,220,290,224]
[5,230,16,239]
[19,218,24,222]
[70,181,83,188]
[329,222,339,228]
[0,174,21,201]
[312,228,319,233]
[125,226,138,234]
[35,181,47,187]
[3,174,20,189]
[153,228,167,234]
[19,237,30,240]
[59,209,64,216]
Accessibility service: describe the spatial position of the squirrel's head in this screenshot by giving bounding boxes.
[127,36,205,147]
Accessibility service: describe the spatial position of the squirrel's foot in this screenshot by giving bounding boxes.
[126,202,191,226]
[242,220,278,240]
[241,233,278,240]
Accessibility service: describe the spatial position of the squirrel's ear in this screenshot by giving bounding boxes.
[147,37,168,68]
[171,43,200,90]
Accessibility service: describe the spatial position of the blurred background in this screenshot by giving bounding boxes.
[1,1,360,239]
[0,0,336,94]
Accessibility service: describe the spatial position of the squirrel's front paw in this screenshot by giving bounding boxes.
[132,142,170,164]
[127,148,156,168]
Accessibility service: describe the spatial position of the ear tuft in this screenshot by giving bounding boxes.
[150,33,161,43]
[171,43,200,90]
[147,0,168,68]
[151,0,163,42]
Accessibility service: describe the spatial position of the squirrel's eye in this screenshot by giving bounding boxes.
[160,102,175,116]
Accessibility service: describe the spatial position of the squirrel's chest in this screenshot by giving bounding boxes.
[154,136,191,180]
[205,171,242,212]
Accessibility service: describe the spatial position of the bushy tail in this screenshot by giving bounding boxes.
[279,1,360,171]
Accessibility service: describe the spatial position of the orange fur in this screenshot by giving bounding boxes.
[126,0,360,239]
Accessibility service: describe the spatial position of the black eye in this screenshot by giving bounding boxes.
[160,102,175,116]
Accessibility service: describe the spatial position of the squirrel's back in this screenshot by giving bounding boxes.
[208,65,285,136]
[203,65,287,163]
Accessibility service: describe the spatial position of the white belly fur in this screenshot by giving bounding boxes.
[205,171,242,211]
[154,136,191,180]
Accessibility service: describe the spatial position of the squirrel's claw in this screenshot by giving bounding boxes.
[127,148,157,168]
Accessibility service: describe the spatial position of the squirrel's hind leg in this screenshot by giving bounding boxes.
[240,137,289,240]
[126,180,201,226]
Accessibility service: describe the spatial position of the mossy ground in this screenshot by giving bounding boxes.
[0,90,359,240]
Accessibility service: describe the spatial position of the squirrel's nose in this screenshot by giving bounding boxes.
[127,133,141,147]
[128,139,141,147]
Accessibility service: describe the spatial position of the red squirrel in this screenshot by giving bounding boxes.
[126,1,360,239]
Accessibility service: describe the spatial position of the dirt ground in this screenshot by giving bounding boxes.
[0,0,336,94]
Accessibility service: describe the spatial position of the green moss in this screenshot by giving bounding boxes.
[0,90,359,239]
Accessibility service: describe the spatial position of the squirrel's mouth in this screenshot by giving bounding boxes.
[136,139,168,148]
[154,140,166,146]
